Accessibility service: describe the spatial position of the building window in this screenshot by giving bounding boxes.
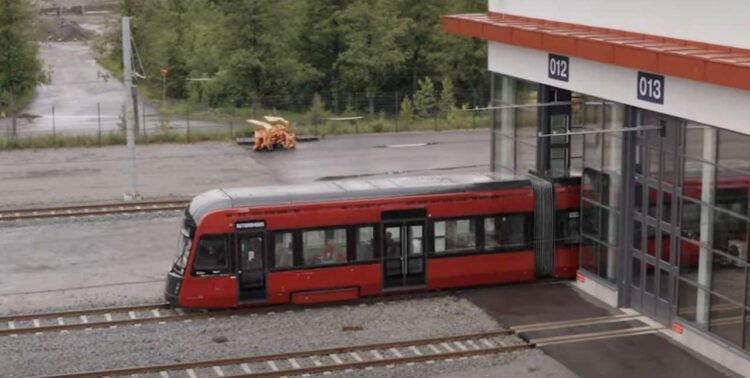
[676,123,750,352]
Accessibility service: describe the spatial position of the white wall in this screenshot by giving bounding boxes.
[489,0,750,50]
[488,42,750,135]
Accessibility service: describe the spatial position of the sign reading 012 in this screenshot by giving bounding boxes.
[548,54,569,82]
[637,71,664,104]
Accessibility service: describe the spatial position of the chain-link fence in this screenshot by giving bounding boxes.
[0,89,491,148]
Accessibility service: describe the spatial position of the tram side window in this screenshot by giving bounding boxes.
[355,226,377,261]
[192,235,229,276]
[434,219,477,254]
[556,211,581,245]
[273,232,295,269]
[484,214,530,250]
[302,228,347,266]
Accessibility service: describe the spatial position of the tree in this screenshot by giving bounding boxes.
[399,96,413,123]
[0,0,46,136]
[336,0,408,115]
[298,0,347,111]
[100,0,488,113]
[394,1,444,95]
[306,93,330,126]
[413,77,436,118]
[439,76,456,119]
[215,0,317,107]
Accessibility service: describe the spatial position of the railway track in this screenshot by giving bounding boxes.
[0,303,182,337]
[0,290,464,337]
[0,302,276,337]
[36,313,663,378]
[1,282,687,340]
[41,330,528,377]
[0,200,190,221]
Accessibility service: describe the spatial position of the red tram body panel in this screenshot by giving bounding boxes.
[427,252,536,289]
[266,264,382,304]
[165,174,582,308]
[553,181,582,278]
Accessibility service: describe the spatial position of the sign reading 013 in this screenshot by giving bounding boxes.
[637,71,664,104]
[548,54,569,82]
[235,220,266,230]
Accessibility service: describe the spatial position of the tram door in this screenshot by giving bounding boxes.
[382,222,426,289]
[236,233,266,301]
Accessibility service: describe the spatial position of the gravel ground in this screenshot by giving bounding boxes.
[0,296,580,377]
[0,213,181,315]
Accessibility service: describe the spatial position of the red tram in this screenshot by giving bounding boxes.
[165,174,580,308]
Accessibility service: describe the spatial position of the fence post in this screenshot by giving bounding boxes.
[229,120,234,138]
[186,111,191,143]
[394,91,399,132]
[142,100,147,141]
[433,111,438,132]
[97,103,101,146]
[52,105,56,147]
[473,106,478,129]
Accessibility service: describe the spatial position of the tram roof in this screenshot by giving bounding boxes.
[187,172,529,223]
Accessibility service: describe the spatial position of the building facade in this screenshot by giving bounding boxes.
[446,0,750,372]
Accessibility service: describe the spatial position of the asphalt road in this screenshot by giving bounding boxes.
[0,40,227,137]
[9,41,127,136]
[0,129,491,208]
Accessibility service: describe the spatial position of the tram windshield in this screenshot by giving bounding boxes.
[172,226,194,275]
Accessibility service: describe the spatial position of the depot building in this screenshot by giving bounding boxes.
[445,0,750,372]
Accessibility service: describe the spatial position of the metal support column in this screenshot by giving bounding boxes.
[122,17,139,200]
[697,126,717,327]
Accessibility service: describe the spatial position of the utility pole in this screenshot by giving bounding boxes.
[122,17,140,200]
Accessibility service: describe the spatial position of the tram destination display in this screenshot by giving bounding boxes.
[235,220,266,230]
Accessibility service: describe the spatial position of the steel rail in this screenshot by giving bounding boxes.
[38,329,523,378]
[241,344,531,378]
[0,305,259,337]
[0,303,170,322]
[0,200,189,221]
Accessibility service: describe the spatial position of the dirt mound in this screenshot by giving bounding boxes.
[38,18,94,42]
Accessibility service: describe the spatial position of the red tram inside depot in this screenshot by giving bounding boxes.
[165,174,581,308]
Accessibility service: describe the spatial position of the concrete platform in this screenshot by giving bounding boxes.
[458,281,739,378]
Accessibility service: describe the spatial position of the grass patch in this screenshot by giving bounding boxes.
[294,111,489,137]
[156,100,489,133]
[0,127,248,151]
[94,56,123,81]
